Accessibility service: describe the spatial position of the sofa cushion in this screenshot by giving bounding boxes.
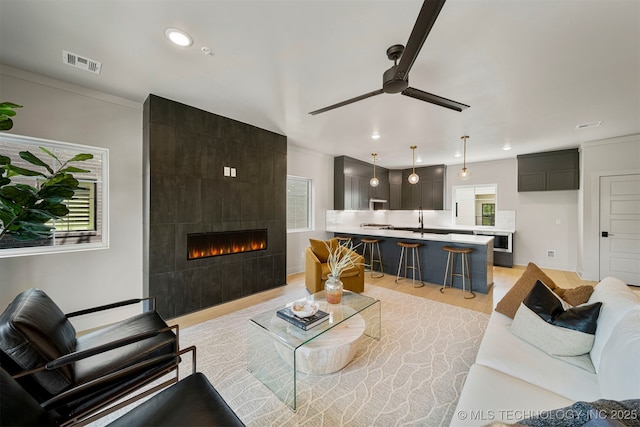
[554,285,595,306]
[496,262,559,318]
[597,307,640,400]
[451,364,574,427]
[309,238,338,263]
[587,277,640,372]
[0,288,76,395]
[475,309,602,401]
[511,281,601,358]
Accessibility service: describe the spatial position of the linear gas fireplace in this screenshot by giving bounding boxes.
[187,229,267,260]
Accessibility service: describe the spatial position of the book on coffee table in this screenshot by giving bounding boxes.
[276,307,329,330]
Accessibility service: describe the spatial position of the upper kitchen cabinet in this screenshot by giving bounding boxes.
[400,165,445,210]
[517,148,579,191]
[334,156,389,210]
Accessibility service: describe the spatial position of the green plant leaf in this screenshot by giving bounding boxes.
[0,102,23,110]
[36,201,69,217]
[59,166,90,174]
[41,173,78,189]
[0,184,38,206]
[38,146,60,162]
[68,153,94,162]
[6,165,46,178]
[19,151,54,174]
[0,109,17,117]
[0,154,10,165]
[38,185,75,200]
[0,118,13,131]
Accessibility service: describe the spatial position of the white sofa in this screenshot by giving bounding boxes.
[452,276,640,426]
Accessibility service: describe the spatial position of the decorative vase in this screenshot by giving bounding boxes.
[325,274,343,304]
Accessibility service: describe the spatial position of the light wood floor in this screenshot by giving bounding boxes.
[169,265,597,329]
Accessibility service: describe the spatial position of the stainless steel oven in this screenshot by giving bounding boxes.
[473,230,512,253]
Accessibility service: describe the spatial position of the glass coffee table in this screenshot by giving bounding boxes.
[247,290,381,410]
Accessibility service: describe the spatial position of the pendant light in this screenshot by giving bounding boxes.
[408,146,419,184]
[370,153,380,187]
[459,135,471,180]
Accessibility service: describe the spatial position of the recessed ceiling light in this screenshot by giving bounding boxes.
[165,28,193,47]
[371,133,380,140]
[575,121,602,130]
[454,150,462,158]
[503,144,512,151]
[416,155,423,163]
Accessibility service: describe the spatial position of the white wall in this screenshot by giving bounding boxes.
[0,66,143,330]
[286,144,333,275]
[445,157,579,270]
[580,134,640,281]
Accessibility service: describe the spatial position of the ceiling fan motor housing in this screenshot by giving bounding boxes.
[383,65,409,93]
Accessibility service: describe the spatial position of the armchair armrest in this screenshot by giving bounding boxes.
[65,296,157,318]
[13,324,179,378]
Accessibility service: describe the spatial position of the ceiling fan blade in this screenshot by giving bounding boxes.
[394,0,447,81]
[402,87,469,112]
[309,89,384,115]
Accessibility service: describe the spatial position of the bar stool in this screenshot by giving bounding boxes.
[441,246,475,299]
[361,238,384,278]
[395,242,424,287]
[335,236,352,246]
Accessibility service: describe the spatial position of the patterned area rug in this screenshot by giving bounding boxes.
[176,285,489,427]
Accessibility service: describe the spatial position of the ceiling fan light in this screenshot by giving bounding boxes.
[408,173,420,184]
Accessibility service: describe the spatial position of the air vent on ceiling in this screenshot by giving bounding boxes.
[575,121,602,130]
[62,50,102,74]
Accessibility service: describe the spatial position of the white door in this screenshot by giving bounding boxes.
[600,174,640,285]
[454,187,475,226]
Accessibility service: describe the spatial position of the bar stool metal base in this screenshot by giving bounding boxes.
[395,242,424,287]
[361,238,384,278]
[441,246,475,299]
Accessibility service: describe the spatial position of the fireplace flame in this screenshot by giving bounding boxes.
[187,230,267,260]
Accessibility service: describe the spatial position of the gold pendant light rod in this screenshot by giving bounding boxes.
[459,135,471,180]
[370,153,379,187]
[408,145,419,184]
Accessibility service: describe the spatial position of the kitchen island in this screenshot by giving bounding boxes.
[327,227,494,293]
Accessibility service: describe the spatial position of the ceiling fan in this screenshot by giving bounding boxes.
[309,0,469,115]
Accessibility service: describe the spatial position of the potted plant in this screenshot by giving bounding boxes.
[323,241,362,304]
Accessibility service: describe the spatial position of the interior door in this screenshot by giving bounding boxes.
[600,174,640,285]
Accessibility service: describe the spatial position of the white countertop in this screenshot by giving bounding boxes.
[326,227,494,246]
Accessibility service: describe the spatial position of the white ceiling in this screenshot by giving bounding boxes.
[0,0,638,169]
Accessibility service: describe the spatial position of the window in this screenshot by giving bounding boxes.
[49,181,96,232]
[287,176,312,231]
[0,133,108,257]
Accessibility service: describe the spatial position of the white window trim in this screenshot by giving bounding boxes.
[287,175,313,233]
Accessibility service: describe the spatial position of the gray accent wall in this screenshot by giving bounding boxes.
[143,95,287,319]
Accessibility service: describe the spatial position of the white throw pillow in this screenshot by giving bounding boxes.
[598,307,640,399]
[587,277,640,372]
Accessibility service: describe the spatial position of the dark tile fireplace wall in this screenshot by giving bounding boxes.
[143,94,287,319]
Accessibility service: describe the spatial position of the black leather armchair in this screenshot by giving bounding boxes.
[0,288,182,426]
[1,368,245,427]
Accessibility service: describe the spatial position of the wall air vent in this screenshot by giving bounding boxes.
[62,50,102,74]
[575,121,602,130]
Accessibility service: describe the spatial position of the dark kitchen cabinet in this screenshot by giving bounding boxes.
[335,156,389,210]
[400,165,445,210]
[517,149,579,191]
